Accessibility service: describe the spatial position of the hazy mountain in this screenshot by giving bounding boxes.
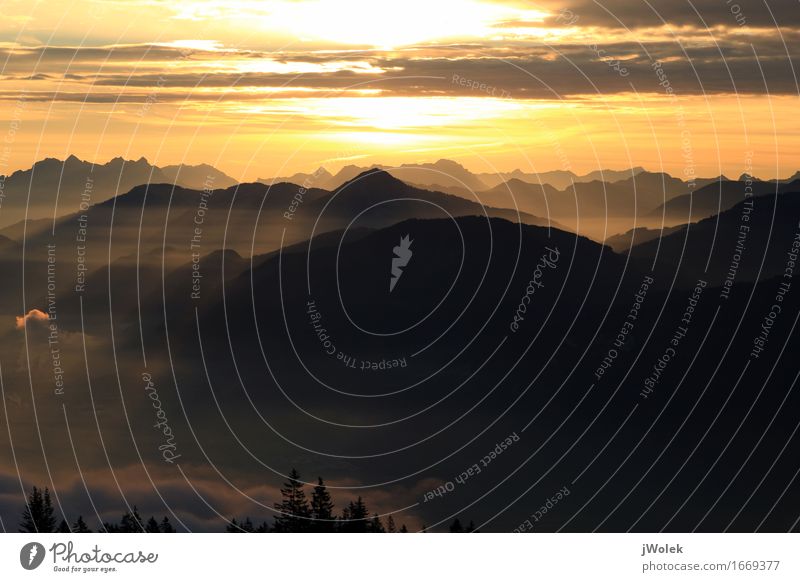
[604,225,684,252]
[633,191,800,287]
[265,159,488,192]
[160,163,238,190]
[476,167,647,190]
[648,179,800,224]
[0,156,237,229]
[259,167,335,190]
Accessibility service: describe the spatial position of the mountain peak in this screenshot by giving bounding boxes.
[338,168,406,191]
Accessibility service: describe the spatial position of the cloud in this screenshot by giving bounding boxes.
[15,309,48,329]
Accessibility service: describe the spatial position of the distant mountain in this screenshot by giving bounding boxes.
[604,225,684,253]
[0,156,237,229]
[263,159,488,192]
[476,167,647,190]
[632,191,800,288]
[648,179,800,224]
[259,167,336,190]
[160,163,238,190]
[477,171,695,221]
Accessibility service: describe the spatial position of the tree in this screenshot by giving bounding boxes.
[19,486,56,533]
[449,518,464,533]
[310,477,335,532]
[118,506,144,532]
[72,516,91,533]
[145,517,161,533]
[369,514,385,533]
[399,524,408,533]
[272,469,311,532]
[466,520,477,533]
[226,517,256,532]
[56,519,70,533]
[339,497,369,533]
[386,515,397,533]
[159,516,175,533]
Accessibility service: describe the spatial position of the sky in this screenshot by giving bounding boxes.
[0,0,798,181]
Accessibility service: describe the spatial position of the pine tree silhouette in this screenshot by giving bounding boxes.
[310,477,335,532]
[159,516,175,533]
[72,516,91,533]
[145,517,161,533]
[386,515,397,533]
[449,518,464,533]
[57,519,70,533]
[369,513,385,533]
[118,506,144,532]
[340,497,369,532]
[273,469,311,532]
[399,524,408,533]
[19,486,56,533]
[227,517,257,532]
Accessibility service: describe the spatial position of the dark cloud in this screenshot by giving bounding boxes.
[535,0,800,28]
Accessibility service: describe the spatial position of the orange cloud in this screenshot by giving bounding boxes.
[15,309,49,329]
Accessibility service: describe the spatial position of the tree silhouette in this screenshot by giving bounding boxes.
[72,516,91,533]
[226,517,256,532]
[160,516,175,533]
[310,477,335,532]
[118,506,144,532]
[145,517,161,533]
[339,497,369,532]
[369,513,385,533]
[399,524,408,533]
[57,519,70,533]
[19,486,56,533]
[273,469,311,532]
[449,518,464,533]
[386,515,397,533]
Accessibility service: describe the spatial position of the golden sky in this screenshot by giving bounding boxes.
[0,0,798,181]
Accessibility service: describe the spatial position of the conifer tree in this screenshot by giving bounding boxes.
[370,513,385,533]
[72,516,91,533]
[119,506,144,532]
[19,486,56,533]
[449,518,464,533]
[310,477,335,532]
[56,519,70,533]
[399,524,408,533]
[272,469,311,532]
[386,515,397,533]
[159,516,175,533]
[145,517,161,533]
[340,497,369,532]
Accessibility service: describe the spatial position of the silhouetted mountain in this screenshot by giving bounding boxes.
[160,163,238,190]
[649,179,800,224]
[633,192,800,288]
[0,156,237,229]
[605,225,684,252]
[476,167,647,190]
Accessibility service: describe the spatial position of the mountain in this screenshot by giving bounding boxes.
[648,179,800,224]
[632,191,800,288]
[604,225,684,252]
[476,167,647,190]
[264,159,488,192]
[259,167,335,190]
[305,169,554,232]
[478,171,694,221]
[160,163,238,190]
[0,156,237,229]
